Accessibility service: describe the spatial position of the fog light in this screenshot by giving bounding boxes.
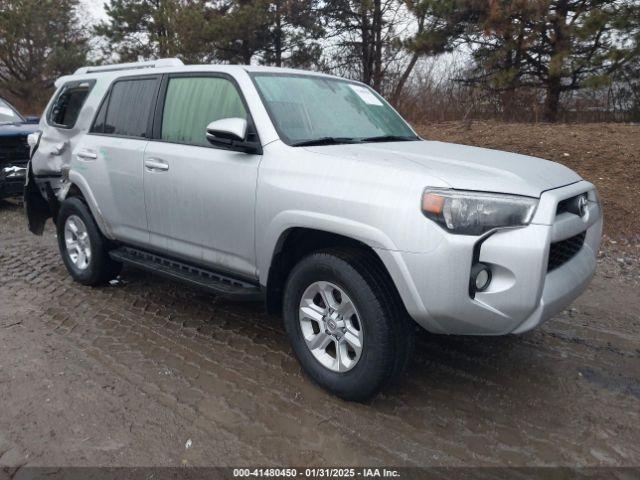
[470,263,492,293]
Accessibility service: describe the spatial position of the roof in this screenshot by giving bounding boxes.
[56,58,343,88]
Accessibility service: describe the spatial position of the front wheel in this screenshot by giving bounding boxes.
[283,248,414,401]
[57,197,121,286]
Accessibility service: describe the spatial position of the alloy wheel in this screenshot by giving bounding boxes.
[64,214,92,270]
[298,281,364,372]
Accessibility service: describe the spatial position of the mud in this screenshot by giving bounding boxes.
[0,198,638,467]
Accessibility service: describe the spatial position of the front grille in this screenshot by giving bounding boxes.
[556,193,587,216]
[0,136,30,165]
[548,232,586,272]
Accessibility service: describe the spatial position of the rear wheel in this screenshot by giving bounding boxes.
[283,248,414,401]
[57,197,121,286]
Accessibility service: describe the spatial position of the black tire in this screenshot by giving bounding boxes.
[57,197,121,286]
[283,247,414,401]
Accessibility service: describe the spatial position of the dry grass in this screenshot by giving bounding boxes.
[415,121,640,244]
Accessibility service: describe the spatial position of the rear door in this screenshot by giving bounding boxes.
[143,73,261,279]
[75,75,160,245]
[33,80,94,175]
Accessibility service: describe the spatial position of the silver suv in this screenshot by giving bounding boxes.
[26,59,603,400]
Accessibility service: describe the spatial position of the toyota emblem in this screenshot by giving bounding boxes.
[577,195,588,217]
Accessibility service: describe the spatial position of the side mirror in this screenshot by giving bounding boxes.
[205,118,261,154]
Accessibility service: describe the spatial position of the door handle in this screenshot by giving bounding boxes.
[145,158,169,172]
[76,149,98,160]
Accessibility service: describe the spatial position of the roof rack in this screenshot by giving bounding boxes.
[74,58,184,75]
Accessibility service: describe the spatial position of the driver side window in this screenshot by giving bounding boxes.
[161,76,247,147]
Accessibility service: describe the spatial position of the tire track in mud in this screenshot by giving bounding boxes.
[2,248,436,465]
[2,249,544,465]
[1,210,639,466]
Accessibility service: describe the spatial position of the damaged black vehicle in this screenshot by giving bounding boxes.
[0,97,39,199]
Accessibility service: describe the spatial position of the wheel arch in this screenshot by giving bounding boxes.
[25,164,114,240]
[264,227,405,316]
[62,171,115,240]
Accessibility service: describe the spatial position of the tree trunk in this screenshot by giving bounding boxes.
[274,1,283,67]
[372,0,383,91]
[360,6,372,85]
[243,48,253,64]
[391,8,425,105]
[501,89,515,122]
[544,80,561,122]
[543,0,569,123]
[391,51,419,105]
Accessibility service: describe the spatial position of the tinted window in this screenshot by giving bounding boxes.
[161,76,247,147]
[49,82,93,128]
[92,94,108,133]
[94,78,158,138]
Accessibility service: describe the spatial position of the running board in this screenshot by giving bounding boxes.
[109,246,263,301]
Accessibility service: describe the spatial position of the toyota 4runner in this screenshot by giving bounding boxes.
[25,59,603,400]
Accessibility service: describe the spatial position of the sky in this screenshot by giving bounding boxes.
[80,0,107,24]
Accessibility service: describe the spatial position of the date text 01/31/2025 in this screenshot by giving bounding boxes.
[232,468,401,478]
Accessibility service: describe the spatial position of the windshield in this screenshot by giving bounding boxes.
[0,98,22,124]
[251,73,418,146]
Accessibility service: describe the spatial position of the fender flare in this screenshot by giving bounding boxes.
[257,210,398,286]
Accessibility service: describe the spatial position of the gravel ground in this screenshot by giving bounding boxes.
[0,197,638,471]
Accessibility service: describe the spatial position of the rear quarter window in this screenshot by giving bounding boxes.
[48,81,95,129]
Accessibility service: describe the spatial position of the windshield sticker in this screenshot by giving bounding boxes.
[349,85,383,106]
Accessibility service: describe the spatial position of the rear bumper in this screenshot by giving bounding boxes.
[378,181,602,335]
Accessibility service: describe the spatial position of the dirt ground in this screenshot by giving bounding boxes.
[1,123,639,471]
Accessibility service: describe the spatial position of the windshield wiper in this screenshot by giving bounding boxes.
[292,137,359,147]
[360,135,420,143]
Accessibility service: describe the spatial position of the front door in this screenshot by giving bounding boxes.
[143,74,261,279]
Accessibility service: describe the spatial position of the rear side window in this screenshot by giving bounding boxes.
[48,81,94,128]
[161,76,247,147]
[91,77,159,138]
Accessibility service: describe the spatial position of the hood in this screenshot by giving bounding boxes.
[0,122,40,138]
[305,140,581,198]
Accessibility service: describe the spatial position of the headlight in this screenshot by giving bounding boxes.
[422,188,538,235]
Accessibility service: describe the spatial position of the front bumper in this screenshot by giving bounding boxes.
[0,162,27,198]
[378,181,602,335]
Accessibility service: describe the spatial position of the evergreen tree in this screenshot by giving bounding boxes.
[392,0,478,103]
[262,0,324,68]
[462,0,640,121]
[0,0,89,111]
[206,0,324,66]
[321,0,407,90]
[94,0,214,63]
[96,0,323,67]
